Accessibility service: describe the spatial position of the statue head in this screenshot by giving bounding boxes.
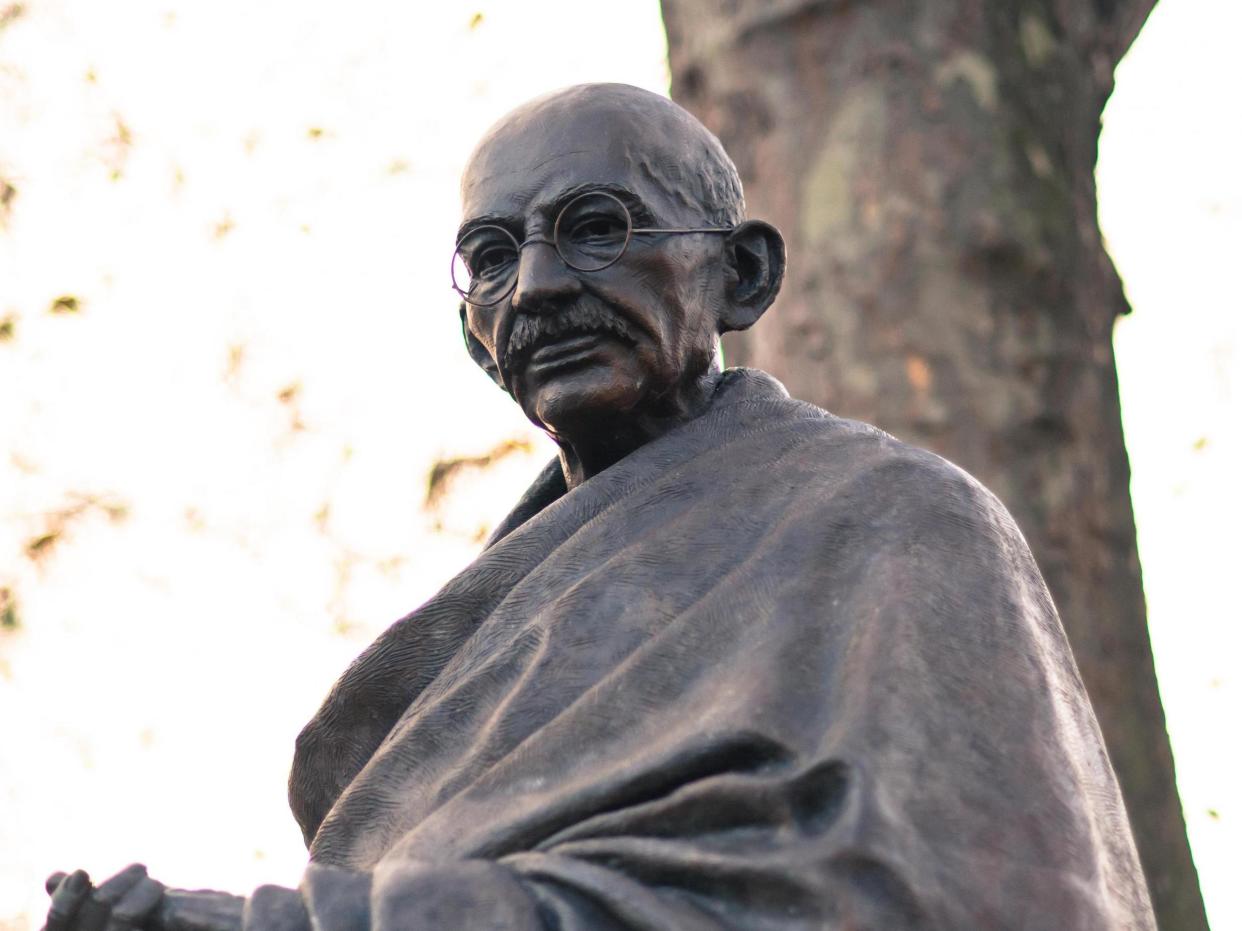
[455,83,785,462]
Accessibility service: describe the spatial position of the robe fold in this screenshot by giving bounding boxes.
[259,368,1154,930]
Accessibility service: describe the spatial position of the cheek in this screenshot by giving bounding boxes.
[650,258,719,349]
[466,308,499,357]
[630,258,701,329]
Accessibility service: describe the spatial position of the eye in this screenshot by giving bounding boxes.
[472,243,517,277]
[565,212,629,249]
[458,228,518,278]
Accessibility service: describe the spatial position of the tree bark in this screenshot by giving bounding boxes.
[660,1,1206,928]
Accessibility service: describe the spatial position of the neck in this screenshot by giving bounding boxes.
[553,368,723,490]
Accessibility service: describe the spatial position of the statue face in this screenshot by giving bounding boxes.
[458,99,728,440]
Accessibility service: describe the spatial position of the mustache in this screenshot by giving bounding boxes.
[503,300,636,371]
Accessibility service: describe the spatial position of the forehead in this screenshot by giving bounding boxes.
[460,100,702,227]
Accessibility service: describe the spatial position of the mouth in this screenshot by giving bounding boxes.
[526,331,616,372]
[501,300,639,386]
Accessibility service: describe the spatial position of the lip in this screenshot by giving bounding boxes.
[526,332,614,370]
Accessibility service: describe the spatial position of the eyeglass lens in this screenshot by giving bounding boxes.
[452,192,634,306]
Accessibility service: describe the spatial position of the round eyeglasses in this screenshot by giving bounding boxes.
[452,190,733,307]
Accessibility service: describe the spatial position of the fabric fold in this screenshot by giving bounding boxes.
[278,368,1153,930]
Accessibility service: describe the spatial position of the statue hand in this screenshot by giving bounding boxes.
[44,864,165,931]
[44,868,243,931]
[153,889,244,931]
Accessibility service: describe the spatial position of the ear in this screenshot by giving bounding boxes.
[459,302,505,390]
[718,220,786,333]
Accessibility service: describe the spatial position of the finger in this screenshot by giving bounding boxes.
[72,896,111,931]
[92,865,148,905]
[46,873,69,896]
[106,877,164,931]
[47,870,92,931]
[74,865,149,931]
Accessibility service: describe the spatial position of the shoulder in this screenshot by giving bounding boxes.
[726,369,981,488]
[769,400,1022,551]
[708,368,1024,552]
[776,408,1054,622]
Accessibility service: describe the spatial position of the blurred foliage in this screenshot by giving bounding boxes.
[224,343,246,384]
[0,586,18,631]
[23,531,59,562]
[48,295,81,314]
[103,113,133,180]
[0,176,15,226]
[426,438,534,508]
[23,493,129,564]
[276,381,307,432]
[0,3,24,31]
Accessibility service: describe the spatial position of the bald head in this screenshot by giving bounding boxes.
[461,83,745,229]
[454,83,785,475]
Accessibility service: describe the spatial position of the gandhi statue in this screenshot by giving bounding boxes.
[44,83,1156,931]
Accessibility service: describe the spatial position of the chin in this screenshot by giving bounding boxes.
[524,368,647,435]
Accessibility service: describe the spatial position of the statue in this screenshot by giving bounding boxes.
[44,83,1156,930]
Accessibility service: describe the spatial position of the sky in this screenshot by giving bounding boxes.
[0,1,1238,929]
[1101,2,1241,926]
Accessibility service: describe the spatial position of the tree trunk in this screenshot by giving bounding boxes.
[661,1,1205,927]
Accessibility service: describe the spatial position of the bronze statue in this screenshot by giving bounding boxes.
[44,84,1157,931]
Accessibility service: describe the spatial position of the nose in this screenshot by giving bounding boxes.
[510,237,581,314]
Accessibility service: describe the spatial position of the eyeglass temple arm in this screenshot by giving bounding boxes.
[630,226,733,234]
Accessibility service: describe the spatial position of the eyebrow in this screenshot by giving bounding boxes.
[456,182,657,242]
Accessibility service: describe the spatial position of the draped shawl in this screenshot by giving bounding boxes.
[257,369,1154,930]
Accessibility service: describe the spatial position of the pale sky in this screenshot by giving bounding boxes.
[0,1,1238,929]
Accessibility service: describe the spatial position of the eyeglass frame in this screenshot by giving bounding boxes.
[452,190,735,307]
